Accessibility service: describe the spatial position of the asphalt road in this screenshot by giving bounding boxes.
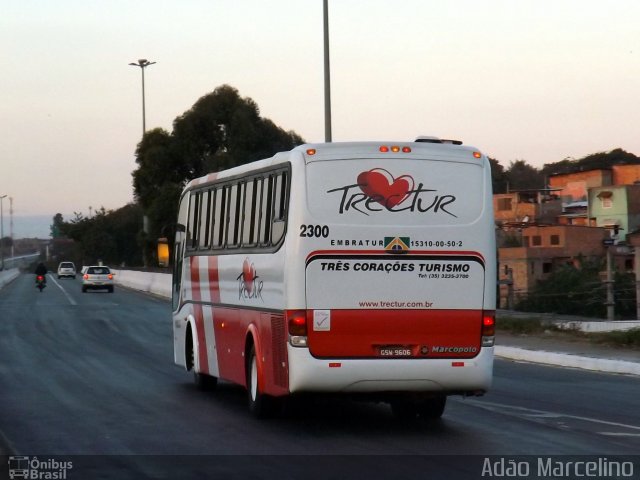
[0,273,639,479]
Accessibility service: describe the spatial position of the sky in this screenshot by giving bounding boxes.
[2,0,640,237]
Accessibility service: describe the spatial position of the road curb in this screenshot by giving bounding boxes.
[495,345,640,376]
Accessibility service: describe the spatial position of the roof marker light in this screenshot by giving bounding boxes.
[473,151,482,159]
[402,146,412,153]
[391,146,400,153]
[379,146,389,153]
[306,148,316,156]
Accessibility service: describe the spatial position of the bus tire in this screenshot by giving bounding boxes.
[187,327,217,391]
[246,344,277,418]
[194,372,217,391]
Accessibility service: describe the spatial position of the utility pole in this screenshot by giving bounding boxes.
[0,195,6,270]
[9,197,13,258]
[635,247,640,321]
[605,246,615,321]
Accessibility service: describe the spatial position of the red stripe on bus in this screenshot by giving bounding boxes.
[208,256,221,303]
[306,249,486,263]
[190,257,209,374]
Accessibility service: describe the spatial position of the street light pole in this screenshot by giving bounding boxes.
[129,59,155,268]
[129,59,156,136]
[0,195,6,270]
[323,0,332,142]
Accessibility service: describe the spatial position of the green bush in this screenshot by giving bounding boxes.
[514,259,637,319]
[590,328,640,348]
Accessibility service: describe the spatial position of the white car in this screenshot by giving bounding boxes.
[82,266,114,293]
[57,261,76,279]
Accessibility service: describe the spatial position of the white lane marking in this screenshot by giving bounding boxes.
[464,399,640,434]
[47,274,78,306]
[599,432,640,437]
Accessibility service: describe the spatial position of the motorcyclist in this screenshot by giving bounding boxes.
[34,262,47,284]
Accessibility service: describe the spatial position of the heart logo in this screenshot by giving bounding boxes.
[242,258,255,294]
[357,169,415,208]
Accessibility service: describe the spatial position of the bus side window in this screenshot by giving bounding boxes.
[213,186,227,249]
[271,171,288,244]
[252,179,263,245]
[260,175,274,246]
[227,183,245,248]
[198,190,211,249]
[187,191,201,250]
[208,189,217,248]
[242,179,258,246]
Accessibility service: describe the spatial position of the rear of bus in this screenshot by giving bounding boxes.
[285,140,495,417]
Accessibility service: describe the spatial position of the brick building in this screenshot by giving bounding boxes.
[493,190,561,226]
[497,164,640,308]
[498,225,608,307]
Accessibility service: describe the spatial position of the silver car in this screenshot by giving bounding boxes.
[82,266,114,293]
[57,261,76,279]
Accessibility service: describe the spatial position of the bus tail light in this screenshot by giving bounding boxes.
[379,145,412,153]
[482,310,495,347]
[287,310,308,347]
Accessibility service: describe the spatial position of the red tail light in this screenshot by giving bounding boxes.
[83,274,89,280]
[108,274,113,280]
[287,310,307,336]
[37,275,44,281]
[482,310,495,337]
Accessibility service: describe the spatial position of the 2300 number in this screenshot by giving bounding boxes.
[299,224,330,238]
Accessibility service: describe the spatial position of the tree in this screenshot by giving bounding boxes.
[170,84,304,176]
[489,157,508,194]
[516,261,605,317]
[50,213,65,239]
[505,159,544,190]
[541,148,640,176]
[132,84,305,265]
[59,204,143,267]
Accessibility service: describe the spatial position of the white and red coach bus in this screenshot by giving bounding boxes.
[172,138,496,418]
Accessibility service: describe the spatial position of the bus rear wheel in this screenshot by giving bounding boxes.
[246,345,278,418]
[391,395,446,420]
[194,372,217,391]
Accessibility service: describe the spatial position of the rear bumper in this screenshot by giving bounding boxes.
[82,283,113,289]
[287,346,493,394]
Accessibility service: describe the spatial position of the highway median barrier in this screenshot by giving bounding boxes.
[0,269,20,290]
[112,269,171,299]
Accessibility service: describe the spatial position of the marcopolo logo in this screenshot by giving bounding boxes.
[8,456,73,479]
[326,168,457,217]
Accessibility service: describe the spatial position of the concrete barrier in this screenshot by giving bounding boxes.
[0,269,20,290]
[112,269,171,299]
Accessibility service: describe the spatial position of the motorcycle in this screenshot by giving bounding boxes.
[36,275,46,292]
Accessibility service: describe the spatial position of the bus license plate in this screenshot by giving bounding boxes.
[378,346,413,357]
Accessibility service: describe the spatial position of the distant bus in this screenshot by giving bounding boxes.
[172,138,496,418]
